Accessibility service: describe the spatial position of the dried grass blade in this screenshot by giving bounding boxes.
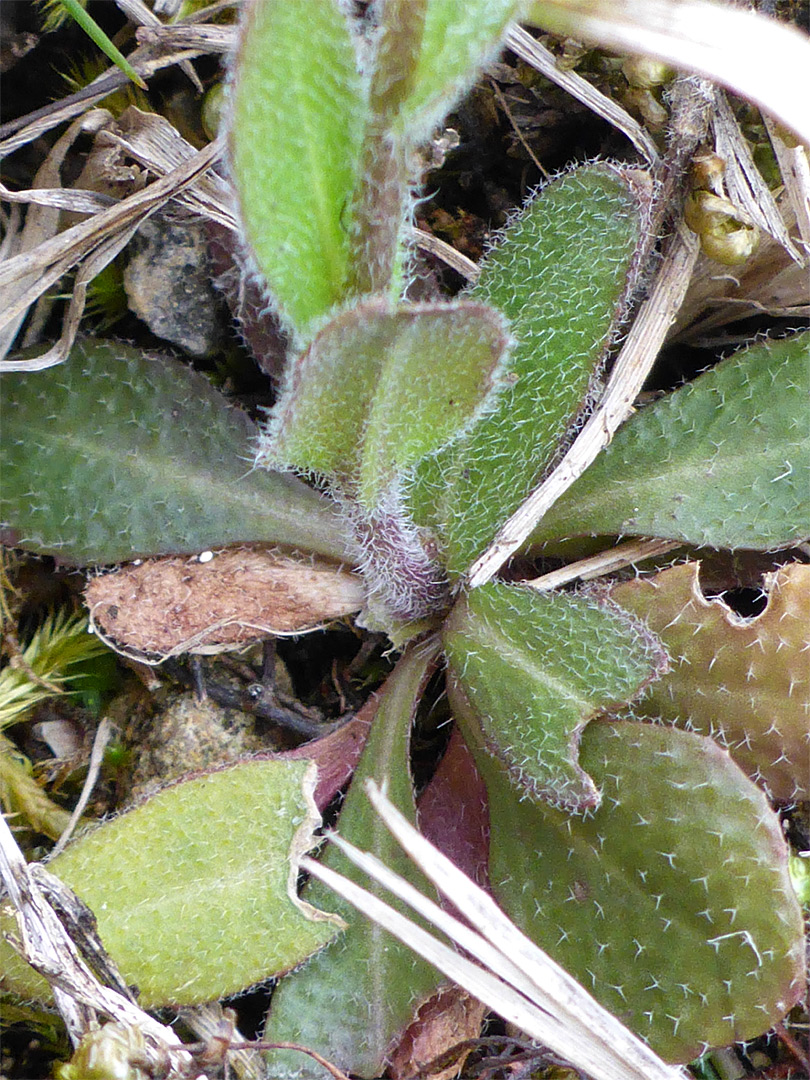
[0,110,111,358]
[0,46,212,159]
[524,0,810,147]
[710,90,804,264]
[0,186,116,215]
[103,108,236,230]
[525,538,680,591]
[135,23,236,55]
[765,117,810,253]
[112,0,202,92]
[0,811,191,1068]
[302,783,687,1080]
[505,25,659,165]
[0,137,223,370]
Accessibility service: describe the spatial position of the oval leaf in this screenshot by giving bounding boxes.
[262,298,511,507]
[0,759,341,1007]
[0,338,352,565]
[465,719,805,1062]
[410,164,651,576]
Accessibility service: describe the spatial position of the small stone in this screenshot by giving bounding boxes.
[123,215,223,357]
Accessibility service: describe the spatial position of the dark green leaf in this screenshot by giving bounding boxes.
[528,331,810,551]
[265,639,443,1079]
[444,583,666,810]
[0,339,352,565]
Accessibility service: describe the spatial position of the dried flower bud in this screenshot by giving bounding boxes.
[691,150,726,195]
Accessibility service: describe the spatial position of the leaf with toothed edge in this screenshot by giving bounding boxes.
[610,561,810,803]
[443,583,668,812]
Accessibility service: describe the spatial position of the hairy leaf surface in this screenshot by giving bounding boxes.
[263,299,510,508]
[0,759,340,1006]
[454,718,805,1062]
[409,164,650,576]
[444,583,667,810]
[230,0,366,339]
[611,561,810,801]
[0,339,351,565]
[528,331,810,551]
[264,639,444,1080]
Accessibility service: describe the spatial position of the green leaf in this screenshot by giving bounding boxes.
[444,583,667,810]
[229,0,366,340]
[263,299,511,507]
[409,164,651,576]
[397,0,523,139]
[611,561,810,802]
[0,338,353,565]
[461,718,805,1062]
[527,330,810,551]
[0,759,341,1007]
[265,638,444,1080]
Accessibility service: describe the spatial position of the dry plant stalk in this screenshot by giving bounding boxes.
[0,813,193,1075]
[505,24,660,165]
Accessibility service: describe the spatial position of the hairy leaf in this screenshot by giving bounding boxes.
[444,583,667,810]
[262,298,510,507]
[528,331,810,551]
[409,164,651,576]
[0,759,341,1006]
[398,0,523,140]
[0,339,352,565]
[229,0,366,339]
[611,561,810,802]
[461,719,805,1062]
[265,639,444,1079]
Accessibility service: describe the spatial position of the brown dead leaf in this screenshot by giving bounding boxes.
[387,987,486,1080]
[611,561,810,801]
[85,547,365,660]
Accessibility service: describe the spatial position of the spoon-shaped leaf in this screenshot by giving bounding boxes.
[263,298,511,508]
[409,164,651,576]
